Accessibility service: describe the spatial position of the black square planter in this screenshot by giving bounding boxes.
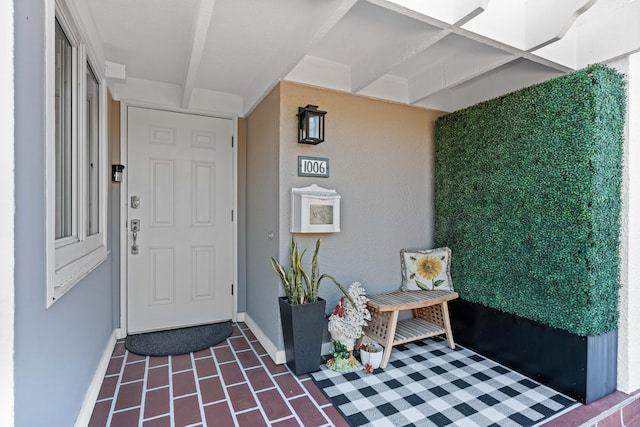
[450,299,617,404]
[278,297,326,376]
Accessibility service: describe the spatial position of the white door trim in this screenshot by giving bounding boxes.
[118,101,238,337]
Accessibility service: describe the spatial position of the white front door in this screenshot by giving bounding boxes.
[127,106,234,333]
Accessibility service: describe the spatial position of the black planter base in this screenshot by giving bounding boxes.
[450,299,617,404]
[278,297,326,376]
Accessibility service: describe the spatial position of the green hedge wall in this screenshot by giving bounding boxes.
[434,65,625,336]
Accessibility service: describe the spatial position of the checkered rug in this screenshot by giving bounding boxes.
[311,337,579,427]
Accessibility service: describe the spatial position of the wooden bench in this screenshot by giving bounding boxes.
[360,289,459,369]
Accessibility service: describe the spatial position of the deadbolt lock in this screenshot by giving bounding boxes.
[131,195,140,209]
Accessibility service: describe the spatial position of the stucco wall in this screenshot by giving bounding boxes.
[14,1,116,425]
[278,82,442,298]
[245,86,283,350]
[244,81,442,357]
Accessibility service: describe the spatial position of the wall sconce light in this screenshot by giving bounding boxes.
[112,164,125,182]
[297,104,326,145]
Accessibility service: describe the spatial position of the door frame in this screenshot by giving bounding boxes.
[118,101,238,338]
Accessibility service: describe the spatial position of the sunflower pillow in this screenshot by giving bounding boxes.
[400,247,454,291]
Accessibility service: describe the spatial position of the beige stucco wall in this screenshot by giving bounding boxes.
[277,82,443,293]
[244,81,443,360]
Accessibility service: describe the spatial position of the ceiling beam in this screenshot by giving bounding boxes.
[367,0,449,27]
[455,28,574,73]
[242,0,359,115]
[453,0,490,25]
[181,0,216,109]
[408,51,515,103]
[525,0,597,52]
[351,28,450,93]
[370,0,574,76]
[370,0,489,25]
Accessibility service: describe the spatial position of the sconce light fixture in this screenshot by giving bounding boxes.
[297,104,326,145]
[112,164,125,182]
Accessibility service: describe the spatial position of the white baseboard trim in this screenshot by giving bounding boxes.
[242,312,286,365]
[74,329,118,427]
[115,327,126,340]
[321,341,332,356]
[236,312,245,322]
[240,312,334,364]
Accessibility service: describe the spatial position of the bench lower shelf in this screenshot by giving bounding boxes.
[390,317,446,345]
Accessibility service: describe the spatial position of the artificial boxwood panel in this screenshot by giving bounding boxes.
[434,65,625,336]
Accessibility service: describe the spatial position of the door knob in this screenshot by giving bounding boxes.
[131,219,140,254]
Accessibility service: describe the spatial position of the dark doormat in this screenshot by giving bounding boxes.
[125,321,233,356]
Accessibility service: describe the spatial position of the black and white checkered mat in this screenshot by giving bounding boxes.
[312,337,578,426]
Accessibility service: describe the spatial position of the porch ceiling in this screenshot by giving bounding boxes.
[86,0,640,116]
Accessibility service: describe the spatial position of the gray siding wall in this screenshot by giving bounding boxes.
[14,1,116,425]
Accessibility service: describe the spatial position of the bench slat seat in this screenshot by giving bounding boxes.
[367,290,457,311]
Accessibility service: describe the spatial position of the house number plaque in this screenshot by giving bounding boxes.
[298,156,329,178]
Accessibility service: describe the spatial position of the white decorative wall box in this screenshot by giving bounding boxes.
[290,184,341,233]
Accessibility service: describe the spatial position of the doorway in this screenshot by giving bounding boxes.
[124,106,235,333]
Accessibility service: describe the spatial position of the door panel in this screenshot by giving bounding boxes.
[127,107,233,333]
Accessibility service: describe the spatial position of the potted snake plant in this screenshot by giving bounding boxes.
[271,237,351,375]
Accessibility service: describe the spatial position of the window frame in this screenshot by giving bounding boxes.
[46,0,108,307]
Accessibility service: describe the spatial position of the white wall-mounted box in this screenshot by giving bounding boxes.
[290,184,341,233]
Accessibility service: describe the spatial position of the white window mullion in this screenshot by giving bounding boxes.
[76,43,86,242]
[98,81,108,242]
[70,41,79,242]
[86,63,101,236]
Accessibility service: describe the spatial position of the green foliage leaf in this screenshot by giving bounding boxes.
[434,65,624,336]
[415,280,429,291]
[271,237,353,306]
[330,340,351,359]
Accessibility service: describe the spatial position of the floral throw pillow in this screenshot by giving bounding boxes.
[400,247,454,291]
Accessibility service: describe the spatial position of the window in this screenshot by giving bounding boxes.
[46,1,107,307]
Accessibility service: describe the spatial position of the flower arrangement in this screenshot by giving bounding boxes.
[359,342,381,353]
[359,341,383,372]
